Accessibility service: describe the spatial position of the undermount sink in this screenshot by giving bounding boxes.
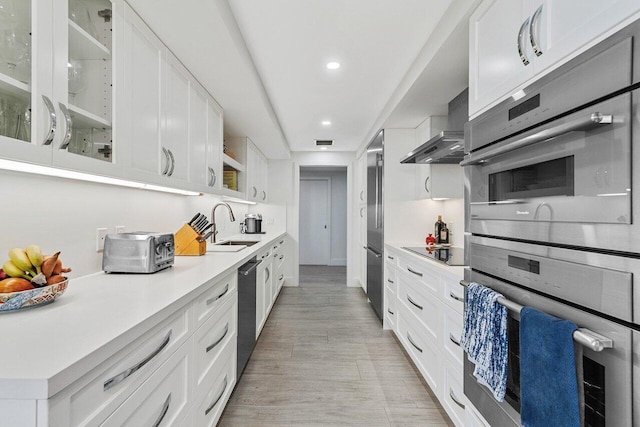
[216,240,259,246]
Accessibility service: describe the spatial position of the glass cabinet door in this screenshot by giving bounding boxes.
[0,0,35,145]
[64,0,113,163]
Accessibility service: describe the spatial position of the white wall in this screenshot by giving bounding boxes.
[300,168,347,265]
[0,169,250,278]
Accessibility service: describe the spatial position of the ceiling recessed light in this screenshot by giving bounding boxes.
[320,147,328,150]
[326,62,340,70]
[321,120,331,126]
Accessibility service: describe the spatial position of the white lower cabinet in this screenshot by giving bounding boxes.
[386,245,486,427]
[101,340,192,427]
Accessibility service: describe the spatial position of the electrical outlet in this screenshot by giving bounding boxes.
[115,226,125,234]
[96,228,108,252]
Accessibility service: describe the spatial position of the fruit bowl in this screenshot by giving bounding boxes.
[0,280,68,312]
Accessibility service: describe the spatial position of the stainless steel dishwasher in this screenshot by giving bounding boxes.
[237,257,261,381]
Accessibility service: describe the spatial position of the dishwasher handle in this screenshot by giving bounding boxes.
[239,259,261,275]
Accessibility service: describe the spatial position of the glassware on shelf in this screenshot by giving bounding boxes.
[0,95,29,141]
[67,59,87,102]
[69,0,98,39]
[0,28,29,79]
[0,0,19,29]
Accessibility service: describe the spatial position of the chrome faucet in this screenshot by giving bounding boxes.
[211,203,236,243]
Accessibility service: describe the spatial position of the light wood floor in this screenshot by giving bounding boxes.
[218,265,453,426]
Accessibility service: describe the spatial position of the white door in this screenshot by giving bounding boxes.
[299,178,330,265]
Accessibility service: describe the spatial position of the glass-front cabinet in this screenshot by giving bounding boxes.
[0,0,122,175]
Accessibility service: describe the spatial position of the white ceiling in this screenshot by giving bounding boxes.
[228,0,453,152]
[125,0,476,159]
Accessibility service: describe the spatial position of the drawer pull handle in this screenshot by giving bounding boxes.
[449,388,466,409]
[387,279,394,284]
[407,266,423,277]
[449,291,464,302]
[103,329,172,391]
[407,295,423,310]
[407,333,423,353]
[206,323,229,353]
[279,255,284,260]
[207,284,230,305]
[152,393,172,427]
[449,333,461,347]
[205,374,228,416]
[279,274,284,281]
[387,308,394,315]
[387,255,395,260]
[280,240,284,244]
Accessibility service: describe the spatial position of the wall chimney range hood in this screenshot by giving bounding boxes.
[400,88,468,164]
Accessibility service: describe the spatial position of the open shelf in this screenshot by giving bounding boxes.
[68,104,111,129]
[223,153,245,172]
[0,72,30,100]
[69,20,111,60]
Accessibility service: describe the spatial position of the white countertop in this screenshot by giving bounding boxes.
[385,241,467,278]
[0,230,286,400]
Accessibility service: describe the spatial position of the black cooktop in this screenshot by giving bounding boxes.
[401,246,466,266]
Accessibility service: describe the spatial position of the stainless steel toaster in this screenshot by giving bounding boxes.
[102,232,174,273]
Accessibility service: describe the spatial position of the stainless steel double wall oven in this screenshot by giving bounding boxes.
[463,18,640,427]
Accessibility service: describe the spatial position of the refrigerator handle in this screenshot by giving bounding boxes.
[366,246,382,258]
[375,153,383,229]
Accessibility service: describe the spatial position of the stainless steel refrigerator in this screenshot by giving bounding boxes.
[366,130,384,321]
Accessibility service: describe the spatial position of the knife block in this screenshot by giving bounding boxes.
[174,224,206,256]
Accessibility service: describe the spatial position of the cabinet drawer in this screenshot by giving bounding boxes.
[194,296,237,395]
[442,275,465,315]
[397,274,440,342]
[101,341,191,427]
[194,271,236,327]
[193,341,236,427]
[384,292,396,331]
[397,257,440,295]
[396,310,441,395]
[442,303,464,369]
[52,306,191,426]
[385,250,399,267]
[385,265,397,294]
[441,360,467,427]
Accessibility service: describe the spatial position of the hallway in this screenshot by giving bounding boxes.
[218,266,453,426]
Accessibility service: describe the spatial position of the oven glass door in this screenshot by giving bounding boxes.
[468,90,631,224]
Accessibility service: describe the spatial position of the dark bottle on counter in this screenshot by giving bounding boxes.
[435,215,445,244]
[440,223,450,244]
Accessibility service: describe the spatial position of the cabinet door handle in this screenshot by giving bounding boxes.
[205,374,228,416]
[449,291,464,302]
[407,333,423,353]
[360,190,364,201]
[387,308,394,315]
[262,190,266,200]
[407,266,423,277]
[387,278,394,284]
[167,149,175,176]
[529,4,543,56]
[449,333,461,347]
[252,186,257,197]
[407,294,423,310]
[387,255,395,260]
[424,176,430,193]
[103,330,172,390]
[449,388,466,409]
[206,284,229,305]
[211,168,217,186]
[151,393,172,427]
[161,148,170,175]
[58,103,72,150]
[265,267,270,282]
[206,323,229,353]
[42,95,56,146]
[360,207,364,218]
[517,16,531,66]
[279,240,284,244]
[279,255,284,260]
[279,274,284,281]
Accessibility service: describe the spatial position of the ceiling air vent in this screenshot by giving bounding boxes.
[315,140,333,146]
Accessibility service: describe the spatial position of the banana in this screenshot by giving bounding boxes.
[8,248,36,276]
[2,260,34,280]
[25,245,43,275]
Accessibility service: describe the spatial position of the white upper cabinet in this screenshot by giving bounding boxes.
[415,164,463,200]
[162,53,190,184]
[189,81,223,192]
[469,0,640,117]
[246,140,268,202]
[0,0,121,175]
[205,97,223,191]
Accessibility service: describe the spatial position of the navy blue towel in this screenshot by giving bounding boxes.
[520,307,580,427]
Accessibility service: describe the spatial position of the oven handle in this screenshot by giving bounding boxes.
[460,113,613,166]
[459,280,613,352]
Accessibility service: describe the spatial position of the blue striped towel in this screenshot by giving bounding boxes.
[460,282,508,402]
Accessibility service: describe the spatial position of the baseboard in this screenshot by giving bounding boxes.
[328,258,347,266]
